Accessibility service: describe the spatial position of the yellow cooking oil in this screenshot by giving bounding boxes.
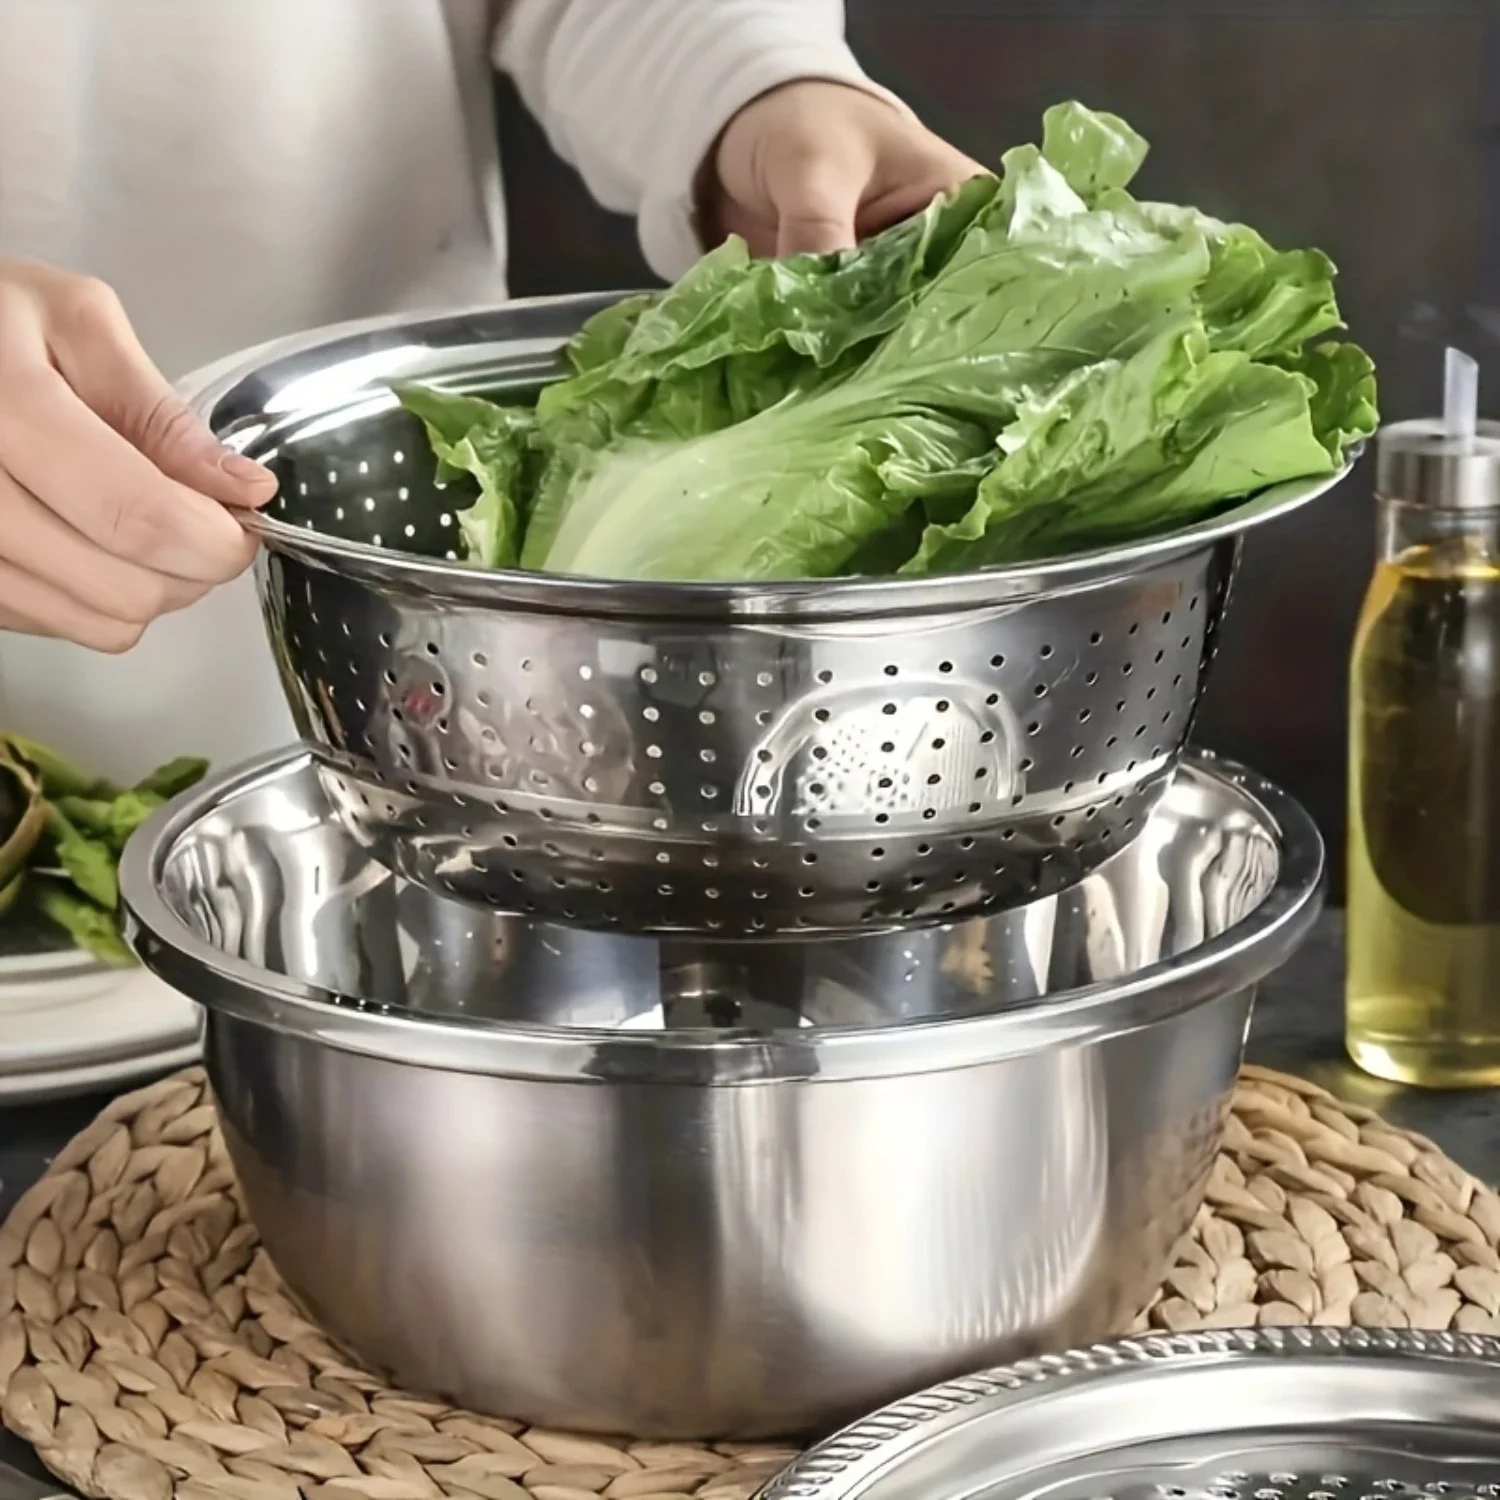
[1346,534,1500,1085]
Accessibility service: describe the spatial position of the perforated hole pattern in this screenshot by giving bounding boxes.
[259,405,1240,935]
[1088,1469,1499,1500]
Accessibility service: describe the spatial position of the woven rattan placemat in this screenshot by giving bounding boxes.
[3,1065,1499,1500]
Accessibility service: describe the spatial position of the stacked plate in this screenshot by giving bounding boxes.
[0,945,201,1104]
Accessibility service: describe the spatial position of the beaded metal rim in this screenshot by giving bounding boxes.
[762,1325,1500,1500]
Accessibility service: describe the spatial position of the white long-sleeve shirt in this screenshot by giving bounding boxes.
[0,0,886,782]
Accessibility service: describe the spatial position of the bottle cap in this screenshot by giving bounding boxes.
[1377,347,1500,508]
[1376,418,1500,508]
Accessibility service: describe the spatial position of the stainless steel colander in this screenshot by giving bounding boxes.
[189,295,1350,936]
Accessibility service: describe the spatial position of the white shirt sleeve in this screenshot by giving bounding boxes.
[494,0,909,280]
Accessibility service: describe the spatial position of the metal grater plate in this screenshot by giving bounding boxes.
[762,1330,1500,1500]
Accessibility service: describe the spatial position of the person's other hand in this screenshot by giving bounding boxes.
[704,80,988,258]
[0,259,275,653]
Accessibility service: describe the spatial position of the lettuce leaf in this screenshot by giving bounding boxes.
[1041,100,1148,202]
[902,324,1373,573]
[397,101,1377,583]
[393,382,536,567]
[515,174,1002,568]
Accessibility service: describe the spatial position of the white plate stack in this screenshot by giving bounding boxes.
[0,950,202,1104]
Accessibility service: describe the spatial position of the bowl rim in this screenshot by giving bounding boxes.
[185,294,1358,624]
[119,746,1324,1085]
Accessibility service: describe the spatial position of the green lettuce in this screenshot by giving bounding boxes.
[396,101,1376,582]
[392,383,536,568]
[0,735,210,966]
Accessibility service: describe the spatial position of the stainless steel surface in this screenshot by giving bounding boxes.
[765,1328,1500,1500]
[122,747,1322,1080]
[186,298,1350,935]
[121,748,1322,1438]
[1376,416,1500,510]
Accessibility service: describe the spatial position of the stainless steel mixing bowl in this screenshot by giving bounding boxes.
[185,297,1349,936]
[121,747,1323,1439]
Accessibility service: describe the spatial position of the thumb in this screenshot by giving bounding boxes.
[772,160,861,257]
[126,390,278,513]
[47,281,277,509]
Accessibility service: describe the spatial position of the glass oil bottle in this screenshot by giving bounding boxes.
[1346,349,1500,1086]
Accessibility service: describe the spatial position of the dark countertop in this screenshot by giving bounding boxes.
[1,911,1497,1488]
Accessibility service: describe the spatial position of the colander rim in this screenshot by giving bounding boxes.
[185,295,1358,623]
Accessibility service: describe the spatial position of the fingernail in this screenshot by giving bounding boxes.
[219,451,275,485]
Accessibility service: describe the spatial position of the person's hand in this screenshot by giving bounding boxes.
[703,79,988,258]
[0,259,276,653]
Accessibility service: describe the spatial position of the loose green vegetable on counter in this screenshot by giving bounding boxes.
[0,735,208,967]
[33,883,136,969]
[0,745,45,919]
[396,102,1377,584]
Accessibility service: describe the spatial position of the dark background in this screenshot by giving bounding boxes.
[496,0,1500,899]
